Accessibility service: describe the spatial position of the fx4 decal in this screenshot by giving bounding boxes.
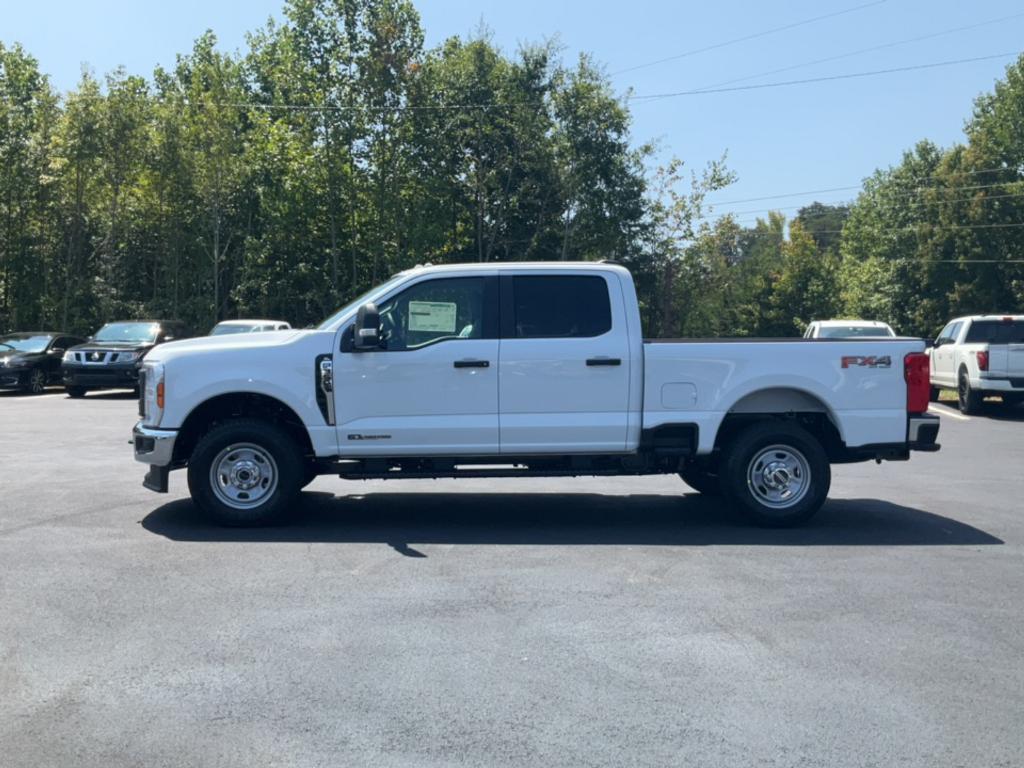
[841,355,892,369]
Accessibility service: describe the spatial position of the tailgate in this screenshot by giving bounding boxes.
[967,319,1024,376]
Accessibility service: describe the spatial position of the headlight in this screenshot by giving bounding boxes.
[62,350,75,363]
[4,356,26,369]
[118,351,140,363]
[142,362,165,426]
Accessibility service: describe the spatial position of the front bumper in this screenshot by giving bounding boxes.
[133,422,178,493]
[63,363,139,388]
[0,368,30,389]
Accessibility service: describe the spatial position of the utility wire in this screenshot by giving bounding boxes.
[611,0,888,76]
[709,168,1022,206]
[697,221,1024,238]
[718,191,1024,219]
[630,51,1019,100]
[692,12,1024,91]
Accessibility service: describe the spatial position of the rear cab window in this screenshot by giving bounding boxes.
[965,319,1024,345]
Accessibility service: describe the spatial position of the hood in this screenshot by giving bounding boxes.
[73,339,156,353]
[144,329,310,364]
[0,349,42,366]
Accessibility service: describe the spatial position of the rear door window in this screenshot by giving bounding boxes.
[511,276,612,338]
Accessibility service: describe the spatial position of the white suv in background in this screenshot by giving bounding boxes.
[928,315,1024,414]
[804,320,896,339]
[209,319,292,336]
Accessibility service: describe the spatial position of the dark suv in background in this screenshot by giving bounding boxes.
[0,332,86,394]
[62,321,188,398]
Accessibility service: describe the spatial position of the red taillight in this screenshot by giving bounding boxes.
[976,350,989,371]
[904,352,930,414]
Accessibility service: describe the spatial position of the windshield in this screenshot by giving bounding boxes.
[0,334,53,353]
[93,322,160,344]
[210,323,259,336]
[818,325,893,339]
[317,275,407,330]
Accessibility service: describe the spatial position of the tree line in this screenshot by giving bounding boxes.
[1,0,1022,338]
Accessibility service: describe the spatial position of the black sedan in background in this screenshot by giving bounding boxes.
[0,333,86,394]
[62,320,188,397]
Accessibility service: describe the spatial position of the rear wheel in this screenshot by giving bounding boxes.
[957,369,983,415]
[66,385,88,398]
[719,422,831,528]
[187,418,303,526]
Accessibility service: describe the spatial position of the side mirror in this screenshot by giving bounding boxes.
[50,348,64,355]
[353,302,382,351]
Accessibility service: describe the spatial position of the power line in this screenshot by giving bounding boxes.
[708,168,1022,207]
[697,221,1024,238]
[717,191,1024,219]
[692,12,1024,91]
[630,51,1019,100]
[202,100,509,113]
[611,0,888,76]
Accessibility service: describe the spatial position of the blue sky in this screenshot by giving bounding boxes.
[4,0,1022,222]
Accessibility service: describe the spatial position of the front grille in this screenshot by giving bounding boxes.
[138,369,147,417]
[80,350,111,364]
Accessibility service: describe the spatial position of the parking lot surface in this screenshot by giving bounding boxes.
[1,389,1022,767]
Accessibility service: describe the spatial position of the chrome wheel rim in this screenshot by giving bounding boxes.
[29,369,46,393]
[747,444,811,510]
[210,443,279,510]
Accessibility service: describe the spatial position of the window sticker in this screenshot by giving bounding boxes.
[408,301,457,333]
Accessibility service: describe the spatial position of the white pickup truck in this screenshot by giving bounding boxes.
[133,262,939,527]
[928,314,1024,413]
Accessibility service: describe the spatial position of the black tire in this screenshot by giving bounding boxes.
[25,368,47,395]
[187,418,303,526]
[719,421,831,528]
[929,386,941,403]
[66,385,88,398]
[679,465,722,496]
[957,369,983,415]
[300,462,319,490]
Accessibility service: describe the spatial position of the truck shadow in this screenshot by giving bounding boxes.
[981,402,1024,422]
[140,493,1003,549]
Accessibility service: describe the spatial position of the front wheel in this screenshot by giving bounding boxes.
[65,385,88,398]
[25,368,47,394]
[719,422,831,528]
[187,418,303,526]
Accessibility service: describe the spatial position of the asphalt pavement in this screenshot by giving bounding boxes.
[1,388,1022,767]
